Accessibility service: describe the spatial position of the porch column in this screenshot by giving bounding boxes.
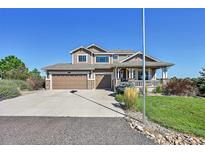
[125,69,128,80]
[49,73,52,90]
[148,68,151,80]
[162,67,168,79]
[114,68,117,92]
[162,67,168,85]
[154,70,157,80]
[117,68,120,79]
[114,67,116,78]
[129,68,132,79]
[132,68,134,79]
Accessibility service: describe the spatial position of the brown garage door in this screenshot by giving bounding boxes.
[95,74,111,89]
[52,74,87,89]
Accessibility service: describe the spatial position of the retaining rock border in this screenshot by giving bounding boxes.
[124,111,205,145]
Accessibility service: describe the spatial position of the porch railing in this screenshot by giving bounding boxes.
[118,80,161,87]
[134,80,160,87]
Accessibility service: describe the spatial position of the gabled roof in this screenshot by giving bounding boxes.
[120,51,160,62]
[70,44,137,55]
[69,46,94,54]
[87,44,109,53]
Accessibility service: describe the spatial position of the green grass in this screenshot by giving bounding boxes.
[136,96,205,137]
[115,94,124,102]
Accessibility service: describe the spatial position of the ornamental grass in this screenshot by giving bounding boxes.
[124,87,139,111]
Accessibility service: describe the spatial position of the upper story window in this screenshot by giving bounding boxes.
[96,56,109,63]
[113,54,119,60]
[78,54,87,63]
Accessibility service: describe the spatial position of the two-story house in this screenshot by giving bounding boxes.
[42,44,174,91]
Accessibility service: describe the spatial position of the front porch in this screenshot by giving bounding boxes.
[113,67,169,90]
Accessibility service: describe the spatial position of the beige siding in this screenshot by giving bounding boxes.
[45,79,50,90]
[118,54,130,61]
[72,49,92,64]
[124,54,156,62]
[88,46,106,53]
[88,80,94,89]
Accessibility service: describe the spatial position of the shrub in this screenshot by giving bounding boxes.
[115,94,124,102]
[156,85,162,93]
[0,79,32,91]
[124,87,139,111]
[0,80,18,88]
[192,78,205,97]
[0,79,33,100]
[115,82,135,94]
[0,84,20,100]
[27,77,45,90]
[13,80,32,91]
[163,79,199,96]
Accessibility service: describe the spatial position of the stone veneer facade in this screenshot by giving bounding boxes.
[87,80,94,89]
[45,79,50,90]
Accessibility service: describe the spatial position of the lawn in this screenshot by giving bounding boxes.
[136,96,205,137]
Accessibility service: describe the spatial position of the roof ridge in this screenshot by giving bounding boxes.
[87,44,109,52]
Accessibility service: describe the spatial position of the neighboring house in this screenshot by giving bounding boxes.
[42,44,174,91]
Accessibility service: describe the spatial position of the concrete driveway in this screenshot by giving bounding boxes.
[0,90,124,117]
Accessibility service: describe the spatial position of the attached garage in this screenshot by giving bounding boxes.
[52,74,87,89]
[95,74,111,89]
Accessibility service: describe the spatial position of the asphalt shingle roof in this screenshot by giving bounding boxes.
[108,50,136,54]
[42,62,174,71]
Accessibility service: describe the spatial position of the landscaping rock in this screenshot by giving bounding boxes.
[136,125,144,132]
[125,110,205,145]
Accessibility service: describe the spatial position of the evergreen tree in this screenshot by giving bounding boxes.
[0,55,29,80]
[197,67,205,95]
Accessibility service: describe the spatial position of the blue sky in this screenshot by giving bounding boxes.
[0,8,204,78]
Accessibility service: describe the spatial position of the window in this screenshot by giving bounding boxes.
[138,70,149,80]
[78,55,87,62]
[96,56,109,63]
[113,54,118,60]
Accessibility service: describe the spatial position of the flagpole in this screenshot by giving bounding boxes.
[142,8,146,123]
